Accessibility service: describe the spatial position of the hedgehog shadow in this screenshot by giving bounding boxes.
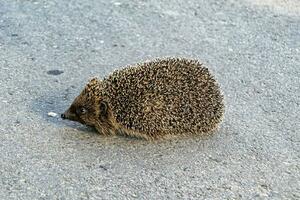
[30,86,96,133]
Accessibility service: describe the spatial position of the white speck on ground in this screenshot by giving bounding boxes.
[113,2,122,6]
[47,112,58,117]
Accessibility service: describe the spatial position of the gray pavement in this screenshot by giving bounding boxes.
[0,0,299,199]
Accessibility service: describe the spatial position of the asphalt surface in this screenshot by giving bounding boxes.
[0,0,299,199]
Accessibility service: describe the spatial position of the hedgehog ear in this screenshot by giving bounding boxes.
[99,101,108,116]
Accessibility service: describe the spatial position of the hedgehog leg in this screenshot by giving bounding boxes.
[117,127,157,140]
[94,121,118,136]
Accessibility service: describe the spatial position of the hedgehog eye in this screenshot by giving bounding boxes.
[76,107,87,115]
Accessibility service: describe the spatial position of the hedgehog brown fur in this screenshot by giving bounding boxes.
[61,57,224,140]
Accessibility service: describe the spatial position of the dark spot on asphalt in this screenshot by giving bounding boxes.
[11,33,18,37]
[99,165,108,171]
[46,100,54,105]
[47,70,64,75]
[113,44,125,47]
[260,184,268,189]
[208,156,221,163]
[21,41,30,45]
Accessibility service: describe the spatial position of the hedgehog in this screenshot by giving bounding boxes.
[61,57,224,140]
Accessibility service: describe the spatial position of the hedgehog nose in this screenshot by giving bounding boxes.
[61,113,66,119]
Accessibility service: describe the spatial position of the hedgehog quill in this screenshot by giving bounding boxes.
[61,58,224,140]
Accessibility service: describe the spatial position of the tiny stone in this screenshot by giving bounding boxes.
[48,112,58,117]
[11,33,18,37]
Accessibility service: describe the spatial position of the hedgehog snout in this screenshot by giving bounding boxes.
[61,108,76,121]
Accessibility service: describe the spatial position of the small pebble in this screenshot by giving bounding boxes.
[48,112,58,117]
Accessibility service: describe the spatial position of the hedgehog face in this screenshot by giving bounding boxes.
[62,78,117,134]
[61,89,98,127]
[62,92,115,134]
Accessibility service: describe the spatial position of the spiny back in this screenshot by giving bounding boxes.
[101,57,224,137]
